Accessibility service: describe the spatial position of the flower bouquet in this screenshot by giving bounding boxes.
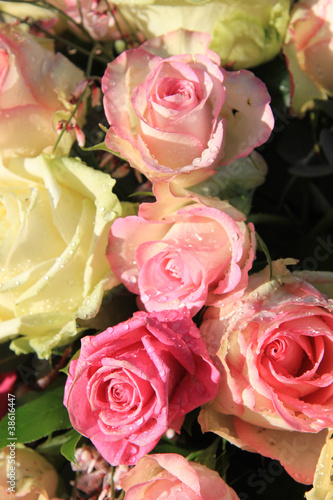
[0,0,333,499]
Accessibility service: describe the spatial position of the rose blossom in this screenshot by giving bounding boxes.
[120,453,240,500]
[0,444,59,500]
[114,0,291,69]
[0,154,121,359]
[198,260,333,484]
[107,183,255,316]
[0,1,60,34]
[0,24,85,160]
[64,309,220,466]
[58,0,125,41]
[101,29,274,187]
[283,0,333,115]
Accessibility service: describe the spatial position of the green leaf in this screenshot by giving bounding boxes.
[79,140,126,161]
[61,429,82,464]
[186,438,220,471]
[0,382,71,448]
[288,162,333,178]
[79,140,110,153]
[189,153,267,216]
[151,436,193,458]
[127,191,155,198]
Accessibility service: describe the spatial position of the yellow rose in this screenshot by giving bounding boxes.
[115,0,291,69]
[0,444,58,500]
[0,1,60,28]
[0,154,121,358]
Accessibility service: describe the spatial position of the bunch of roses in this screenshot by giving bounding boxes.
[1,1,333,497]
[63,27,276,472]
[64,27,333,492]
[0,13,273,493]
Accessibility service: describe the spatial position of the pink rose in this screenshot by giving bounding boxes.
[0,24,85,160]
[59,0,124,41]
[107,183,255,316]
[198,260,333,484]
[0,371,16,420]
[283,0,333,115]
[64,309,220,465]
[120,453,240,500]
[101,29,274,186]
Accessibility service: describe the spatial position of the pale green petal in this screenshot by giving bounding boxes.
[116,0,291,68]
[120,201,140,217]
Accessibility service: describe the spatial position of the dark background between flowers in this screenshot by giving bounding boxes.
[0,13,332,500]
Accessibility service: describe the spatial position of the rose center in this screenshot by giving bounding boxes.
[110,382,132,404]
[264,336,304,376]
[156,77,198,109]
[164,258,182,280]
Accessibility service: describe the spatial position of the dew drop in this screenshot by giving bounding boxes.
[67,47,77,55]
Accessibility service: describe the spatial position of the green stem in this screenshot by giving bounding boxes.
[24,0,94,41]
[102,0,125,43]
[115,4,142,44]
[52,88,88,154]
[86,43,99,77]
[110,465,115,498]
[75,0,84,26]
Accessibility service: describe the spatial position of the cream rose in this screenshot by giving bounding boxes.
[0,154,121,358]
[0,23,85,160]
[0,444,58,500]
[114,0,291,69]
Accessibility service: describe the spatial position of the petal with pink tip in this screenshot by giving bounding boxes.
[220,69,274,165]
